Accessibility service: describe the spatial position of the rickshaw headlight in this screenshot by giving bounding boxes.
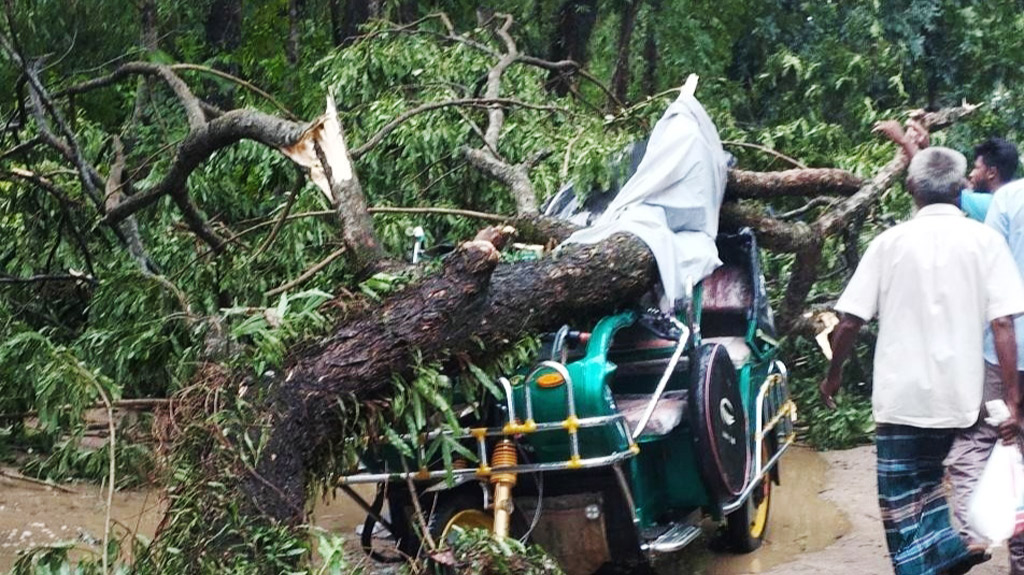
[535,371,565,388]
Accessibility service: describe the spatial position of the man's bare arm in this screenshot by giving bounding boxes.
[873,119,930,159]
[819,313,866,408]
[990,315,1021,442]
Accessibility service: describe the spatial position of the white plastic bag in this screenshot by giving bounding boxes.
[966,400,1024,545]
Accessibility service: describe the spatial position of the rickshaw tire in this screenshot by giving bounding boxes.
[723,439,773,553]
[406,486,529,570]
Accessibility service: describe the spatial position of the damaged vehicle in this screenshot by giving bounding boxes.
[339,87,797,574]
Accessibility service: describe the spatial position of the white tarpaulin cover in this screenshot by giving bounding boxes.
[560,91,730,311]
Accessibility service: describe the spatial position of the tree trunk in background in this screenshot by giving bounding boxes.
[328,0,344,46]
[128,0,157,151]
[641,0,660,97]
[205,0,243,108]
[547,0,598,95]
[140,0,158,52]
[205,0,243,51]
[286,0,301,65]
[340,0,373,46]
[610,0,644,105]
[396,0,417,23]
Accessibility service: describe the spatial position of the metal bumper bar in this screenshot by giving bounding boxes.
[339,448,638,485]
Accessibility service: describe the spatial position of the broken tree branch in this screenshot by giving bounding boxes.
[350,97,567,159]
[726,168,862,199]
[722,140,808,169]
[265,245,348,298]
[102,110,308,226]
[458,14,544,215]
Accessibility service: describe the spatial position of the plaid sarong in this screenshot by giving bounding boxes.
[877,424,969,575]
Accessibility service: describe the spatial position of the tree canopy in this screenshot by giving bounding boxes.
[2,1,1024,573]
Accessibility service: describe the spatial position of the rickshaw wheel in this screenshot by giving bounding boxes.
[438,508,493,544]
[724,440,773,552]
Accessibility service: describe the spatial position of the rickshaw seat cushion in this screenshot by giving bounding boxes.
[701,336,751,368]
[615,390,688,438]
[702,264,752,312]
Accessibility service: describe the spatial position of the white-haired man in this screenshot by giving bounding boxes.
[820,147,1024,575]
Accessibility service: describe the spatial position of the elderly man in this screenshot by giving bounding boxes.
[820,147,1024,575]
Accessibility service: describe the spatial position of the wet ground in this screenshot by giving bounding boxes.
[1,445,851,574]
[3,445,1009,574]
[0,472,165,571]
[657,445,849,575]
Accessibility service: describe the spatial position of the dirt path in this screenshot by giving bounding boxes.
[758,445,1008,575]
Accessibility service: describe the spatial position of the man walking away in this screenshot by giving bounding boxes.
[946,175,1024,574]
[961,138,1020,221]
[820,147,1024,575]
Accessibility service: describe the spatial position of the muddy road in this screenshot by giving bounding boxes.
[0,445,1008,574]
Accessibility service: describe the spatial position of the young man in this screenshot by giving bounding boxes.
[961,137,1020,221]
[874,125,1019,222]
[820,147,1024,575]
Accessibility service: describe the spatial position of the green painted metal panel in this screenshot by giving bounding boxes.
[628,428,709,527]
[517,312,637,462]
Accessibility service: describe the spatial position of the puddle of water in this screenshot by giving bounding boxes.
[657,445,851,575]
[311,484,379,535]
[0,447,847,574]
[0,471,166,572]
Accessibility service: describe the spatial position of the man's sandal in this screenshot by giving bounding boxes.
[941,546,992,575]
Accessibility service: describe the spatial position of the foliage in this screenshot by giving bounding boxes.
[782,337,876,450]
[5,0,1024,572]
[223,288,334,374]
[443,527,563,575]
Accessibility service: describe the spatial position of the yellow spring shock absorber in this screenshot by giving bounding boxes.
[490,440,518,538]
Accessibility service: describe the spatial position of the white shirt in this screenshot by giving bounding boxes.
[835,203,1024,428]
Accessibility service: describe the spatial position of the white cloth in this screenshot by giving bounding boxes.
[835,203,1024,428]
[984,180,1024,369]
[560,92,729,311]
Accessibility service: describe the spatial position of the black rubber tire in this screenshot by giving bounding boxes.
[384,487,423,558]
[688,342,750,503]
[425,489,494,546]
[723,441,772,553]
[393,486,529,552]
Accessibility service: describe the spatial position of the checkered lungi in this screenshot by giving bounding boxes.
[877,423,969,575]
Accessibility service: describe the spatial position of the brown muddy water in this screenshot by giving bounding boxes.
[0,446,846,574]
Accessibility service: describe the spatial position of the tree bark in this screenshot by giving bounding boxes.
[243,230,657,522]
[547,0,598,95]
[205,0,242,51]
[139,0,158,52]
[286,0,301,66]
[341,0,373,46]
[610,0,644,105]
[641,0,660,97]
[204,0,242,108]
[328,0,344,46]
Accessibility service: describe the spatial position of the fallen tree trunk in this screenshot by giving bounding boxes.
[243,228,657,523]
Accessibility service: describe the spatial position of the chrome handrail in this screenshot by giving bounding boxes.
[631,319,690,440]
[339,449,638,485]
[720,437,793,514]
[722,359,796,514]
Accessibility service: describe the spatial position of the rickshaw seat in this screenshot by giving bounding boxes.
[702,264,752,312]
[702,336,751,368]
[614,389,688,438]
